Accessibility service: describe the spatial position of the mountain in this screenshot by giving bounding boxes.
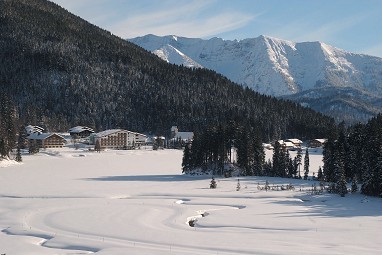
[130,34,382,123]
[0,0,335,141]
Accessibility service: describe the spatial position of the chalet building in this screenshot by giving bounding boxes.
[28,133,66,148]
[309,139,327,148]
[285,139,303,148]
[68,126,94,138]
[273,140,295,150]
[93,129,147,149]
[170,126,194,142]
[25,125,44,135]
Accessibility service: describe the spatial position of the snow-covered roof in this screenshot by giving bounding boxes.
[68,126,94,133]
[28,133,65,140]
[312,139,327,144]
[25,125,44,135]
[284,142,295,148]
[286,138,303,144]
[95,129,123,138]
[95,129,147,138]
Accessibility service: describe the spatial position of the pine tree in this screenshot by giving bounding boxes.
[210,177,217,189]
[15,146,22,162]
[182,143,192,174]
[303,148,310,180]
[317,166,323,181]
[236,179,241,191]
[323,135,336,182]
[296,148,302,178]
[351,175,358,193]
[337,168,348,197]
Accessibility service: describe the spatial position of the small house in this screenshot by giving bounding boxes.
[309,139,327,148]
[68,126,94,138]
[273,140,296,150]
[28,133,66,148]
[286,139,303,148]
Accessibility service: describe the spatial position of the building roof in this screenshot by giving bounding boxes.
[284,141,295,148]
[286,138,303,144]
[25,125,44,135]
[95,129,123,138]
[28,133,65,140]
[312,139,327,144]
[68,126,94,133]
[95,129,148,138]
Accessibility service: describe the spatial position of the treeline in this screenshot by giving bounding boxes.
[184,115,382,198]
[182,123,309,179]
[323,115,382,197]
[0,93,18,158]
[0,0,334,141]
[182,122,265,176]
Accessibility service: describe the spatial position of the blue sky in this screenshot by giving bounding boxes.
[51,0,382,57]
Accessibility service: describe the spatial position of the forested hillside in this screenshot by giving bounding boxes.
[0,0,334,142]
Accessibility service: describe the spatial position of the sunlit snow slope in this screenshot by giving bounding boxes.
[130,34,382,123]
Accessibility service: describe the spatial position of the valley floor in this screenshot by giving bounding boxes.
[0,148,381,254]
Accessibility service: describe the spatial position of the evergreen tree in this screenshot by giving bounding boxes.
[351,175,358,193]
[15,146,22,162]
[303,148,310,180]
[252,129,265,176]
[210,177,217,189]
[0,139,6,158]
[296,148,303,178]
[182,143,192,174]
[337,166,348,197]
[236,179,241,191]
[317,166,323,181]
[272,141,282,177]
[323,135,337,182]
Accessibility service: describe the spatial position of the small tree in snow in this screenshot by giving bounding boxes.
[303,148,310,180]
[210,177,217,189]
[15,146,22,162]
[236,179,241,191]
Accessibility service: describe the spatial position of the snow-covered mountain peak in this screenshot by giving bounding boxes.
[129,34,382,122]
[152,44,203,68]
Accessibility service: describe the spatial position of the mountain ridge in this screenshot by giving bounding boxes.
[130,34,382,123]
[0,0,334,140]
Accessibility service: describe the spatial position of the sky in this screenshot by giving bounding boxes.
[50,0,382,57]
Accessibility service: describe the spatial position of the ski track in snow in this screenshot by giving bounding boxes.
[1,194,261,255]
[1,148,381,255]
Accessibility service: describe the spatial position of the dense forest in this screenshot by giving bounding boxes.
[322,115,382,197]
[0,0,334,142]
[183,116,382,197]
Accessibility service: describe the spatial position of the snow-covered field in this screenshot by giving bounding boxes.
[0,148,381,254]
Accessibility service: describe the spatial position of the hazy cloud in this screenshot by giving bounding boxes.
[110,1,257,38]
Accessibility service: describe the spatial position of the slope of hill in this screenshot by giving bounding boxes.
[0,0,334,140]
[130,34,382,123]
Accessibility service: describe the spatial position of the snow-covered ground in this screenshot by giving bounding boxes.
[0,148,381,254]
